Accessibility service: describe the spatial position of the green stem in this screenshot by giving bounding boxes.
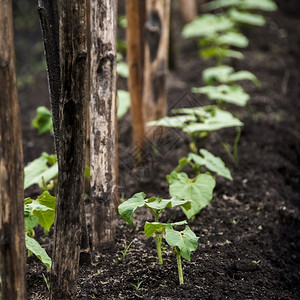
[175,247,184,285]
[156,233,163,265]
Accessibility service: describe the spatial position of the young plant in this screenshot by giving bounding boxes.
[118,192,191,264]
[31,106,53,135]
[118,192,199,284]
[24,191,56,268]
[148,105,243,153]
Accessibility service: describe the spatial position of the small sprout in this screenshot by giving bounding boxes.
[118,239,135,263]
[232,219,238,225]
[132,279,143,291]
[252,260,261,265]
[258,225,263,231]
[218,240,232,246]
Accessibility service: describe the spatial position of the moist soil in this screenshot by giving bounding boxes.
[19,1,300,299]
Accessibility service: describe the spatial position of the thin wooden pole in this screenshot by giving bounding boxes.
[126,0,145,155]
[178,0,197,24]
[90,0,118,249]
[50,0,88,298]
[0,1,26,299]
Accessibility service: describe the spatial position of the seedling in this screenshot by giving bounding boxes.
[32,106,53,135]
[118,239,135,263]
[24,191,56,268]
[118,192,191,264]
[148,105,243,153]
[132,279,143,291]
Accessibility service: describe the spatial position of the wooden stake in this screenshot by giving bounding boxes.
[0,1,26,299]
[90,0,118,249]
[178,0,197,24]
[126,0,145,155]
[50,1,88,298]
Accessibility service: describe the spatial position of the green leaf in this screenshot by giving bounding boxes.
[215,32,248,48]
[165,225,199,261]
[188,149,233,180]
[24,215,39,233]
[167,171,215,219]
[203,65,234,84]
[200,47,244,60]
[203,66,259,86]
[118,192,147,226]
[24,154,58,189]
[203,0,277,12]
[25,235,52,268]
[31,106,53,135]
[147,115,197,128]
[117,90,130,118]
[144,221,187,238]
[145,197,191,212]
[229,9,266,26]
[183,109,243,133]
[117,62,129,78]
[193,84,250,106]
[182,14,234,39]
[24,191,56,232]
[228,71,260,86]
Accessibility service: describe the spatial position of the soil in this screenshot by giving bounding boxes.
[16,1,300,299]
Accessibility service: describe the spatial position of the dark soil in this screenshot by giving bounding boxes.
[18,1,300,299]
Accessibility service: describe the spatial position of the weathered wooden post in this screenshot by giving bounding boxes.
[126,0,146,154]
[143,0,171,138]
[49,1,89,298]
[0,1,26,299]
[178,0,197,23]
[90,0,118,249]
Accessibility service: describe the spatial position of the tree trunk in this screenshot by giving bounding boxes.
[178,0,197,24]
[0,1,26,299]
[126,0,145,156]
[143,0,170,139]
[90,0,118,250]
[50,1,88,299]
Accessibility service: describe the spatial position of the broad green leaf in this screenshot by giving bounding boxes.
[24,215,39,233]
[145,197,191,212]
[117,90,130,118]
[165,225,199,261]
[117,62,129,78]
[183,109,243,133]
[167,171,215,219]
[144,221,187,238]
[215,32,248,48]
[229,9,266,26]
[182,14,234,39]
[203,66,259,86]
[118,192,146,226]
[228,71,260,86]
[188,149,232,180]
[147,115,197,128]
[203,0,277,11]
[24,192,56,232]
[25,235,52,268]
[31,106,53,135]
[193,84,250,106]
[203,65,234,84]
[200,47,244,60]
[24,154,58,189]
[172,107,211,119]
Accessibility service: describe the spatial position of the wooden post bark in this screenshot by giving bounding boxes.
[0,1,26,299]
[50,1,88,298]
[178,0,197,24]
[126,0,145,154]
[143,0,170,138]
[90,0,118,250]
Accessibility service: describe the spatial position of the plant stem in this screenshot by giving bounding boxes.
[155,232,163,264]
[175,247,184,285]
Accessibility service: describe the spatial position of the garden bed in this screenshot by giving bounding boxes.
[20,1,300,299]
